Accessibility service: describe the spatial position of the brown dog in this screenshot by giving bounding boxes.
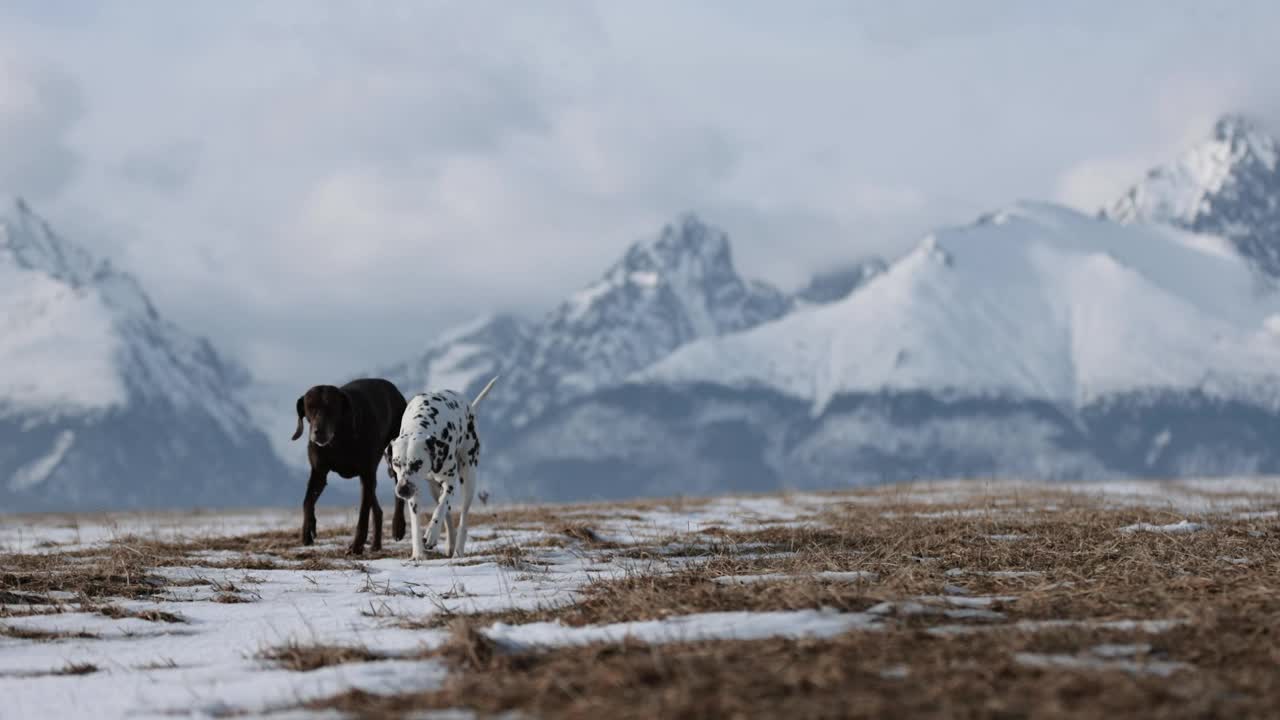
[292,378,407,554]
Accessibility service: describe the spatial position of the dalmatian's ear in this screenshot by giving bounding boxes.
[384,442,395,480]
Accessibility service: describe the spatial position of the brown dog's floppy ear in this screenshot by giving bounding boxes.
[291,396,305,441]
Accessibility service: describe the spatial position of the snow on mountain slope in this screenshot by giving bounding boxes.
[0,198,288,511]
[0,261,125,415]
[1108,114,1280,276]
[0,199,254,433]
[641,202,1280,416]
[478,214,793,428]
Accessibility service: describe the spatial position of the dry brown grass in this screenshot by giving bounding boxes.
[557,523,621,549]
[314,611,1279,720]
[91,604,186,624]
[303,493,1280,719]
[0,546,168,599]
[0,526,364,608]
[258,640,385,672]
[0,623,98,641]
[9,488,1280,717]
[0,662,100,678]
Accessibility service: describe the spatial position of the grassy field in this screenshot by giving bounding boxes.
[2,479,1279,718]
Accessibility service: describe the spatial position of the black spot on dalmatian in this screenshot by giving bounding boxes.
[407,459,423,475]
[446,399,459,410]
[465,418,481,466]
[440,423,452,442]
[424,437,450,474]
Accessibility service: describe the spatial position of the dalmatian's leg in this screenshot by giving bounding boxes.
[454,460,477,558]
[407,496,424,562]
[421,470,458,559]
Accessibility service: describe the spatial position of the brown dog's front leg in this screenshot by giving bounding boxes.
[391,496,406,542]
[348,476,375,555]
[301,468,327,546]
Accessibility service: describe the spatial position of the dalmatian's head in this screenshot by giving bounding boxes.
[387,434,425,501]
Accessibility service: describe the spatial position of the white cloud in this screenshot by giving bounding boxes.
[0,54,83,200]
[1056,156,1151,214]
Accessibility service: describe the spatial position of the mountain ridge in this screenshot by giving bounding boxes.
[0,198,291,511]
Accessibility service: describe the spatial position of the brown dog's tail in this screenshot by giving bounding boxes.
[470,376,500,412]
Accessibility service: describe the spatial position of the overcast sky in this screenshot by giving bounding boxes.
[2,1,1279,387]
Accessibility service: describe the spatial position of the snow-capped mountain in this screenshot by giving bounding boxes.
[0,199,290,511]
[474,214,793,429]
[643,202,1280,414]
[1108,114,1280,276]
[479,203,1280,501]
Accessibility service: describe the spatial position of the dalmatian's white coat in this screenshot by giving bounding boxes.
[388,377,498,560]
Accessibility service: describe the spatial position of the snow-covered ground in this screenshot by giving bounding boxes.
[3,478,1278,718]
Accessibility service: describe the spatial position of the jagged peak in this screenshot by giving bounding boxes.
[620,212,733,275]
[1,197,101,287]
[558,214,750,321]
[1104,113,1280,228]
[1214,113,1263,142]
[1212,113,1278,167]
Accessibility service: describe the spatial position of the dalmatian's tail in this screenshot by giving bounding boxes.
[470,376,500,411]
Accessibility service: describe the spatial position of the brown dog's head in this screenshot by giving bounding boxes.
[291,385,351,447]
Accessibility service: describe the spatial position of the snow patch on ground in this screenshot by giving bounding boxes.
[1118,520,1208,534]
[927,618,1186,637]
[483,609,881,650]
[1015,652,1190,677]
[710,571,878,585]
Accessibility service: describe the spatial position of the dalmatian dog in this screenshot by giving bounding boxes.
[386,376,498,561]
